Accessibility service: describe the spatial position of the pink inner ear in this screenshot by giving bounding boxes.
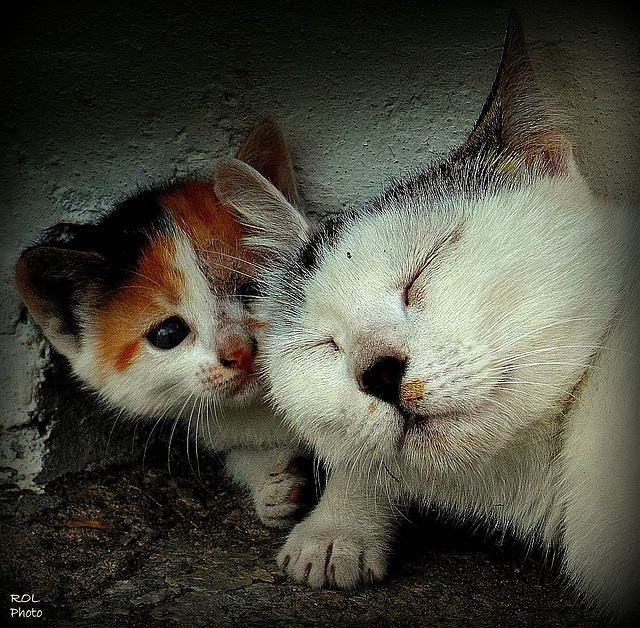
[234,119,298,204]
[460,14,573,181]
[537,147,569,177]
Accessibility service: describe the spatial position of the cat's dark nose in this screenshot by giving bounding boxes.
[358,355,407,407]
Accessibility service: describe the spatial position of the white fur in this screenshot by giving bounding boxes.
[217,155,639,619]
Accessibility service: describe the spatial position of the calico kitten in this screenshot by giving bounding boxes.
[215,17,640,621]
[15,119,309,529]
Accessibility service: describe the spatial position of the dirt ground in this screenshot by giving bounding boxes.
[0,444,611,628]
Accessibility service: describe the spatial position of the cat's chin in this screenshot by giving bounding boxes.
[393,407,488,456]
[395,410,451,450]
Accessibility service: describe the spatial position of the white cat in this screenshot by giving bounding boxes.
[15,119,310,529]
[215,17,640,621]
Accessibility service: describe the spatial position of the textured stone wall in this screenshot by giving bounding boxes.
[1,0,637,487]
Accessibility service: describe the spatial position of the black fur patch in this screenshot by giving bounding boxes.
[37,184,178,282]
[92,185,175,269]
[296,213,350,275]
[20,182,180,323]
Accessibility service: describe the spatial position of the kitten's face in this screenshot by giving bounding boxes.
[80,183,263,417]
[19,181,264,419]
[17,118,298,424]
[258,179,613,474]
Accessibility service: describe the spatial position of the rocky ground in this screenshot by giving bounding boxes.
[0,446,610,627]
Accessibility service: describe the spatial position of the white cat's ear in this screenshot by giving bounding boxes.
[235,118,300,206]
[215,157,311,256]
[459,12,572,177]
[15,245,105,357]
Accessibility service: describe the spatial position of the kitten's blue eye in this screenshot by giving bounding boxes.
[239,281,261,306]
[146,316,190,350]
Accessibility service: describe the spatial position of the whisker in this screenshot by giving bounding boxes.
[144,405,175,464]
[168,393,196,474]
[478,379,580,405]
[499,361,610,374]
[198,249,267,272]
[483,317,609,358]
[184,393,199,478]
[106,405,129,459]
[205,259,258,280]
[493,344,639,365]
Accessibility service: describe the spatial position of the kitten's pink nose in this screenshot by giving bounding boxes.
[219,336,256,374]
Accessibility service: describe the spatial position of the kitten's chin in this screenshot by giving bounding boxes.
[222,377,263,405]
[203,368,263,404]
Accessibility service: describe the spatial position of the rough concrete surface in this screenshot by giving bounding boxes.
[1,0,638,626]
[1,449,610,627]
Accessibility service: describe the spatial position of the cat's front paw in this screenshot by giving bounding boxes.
[253,456,311,529]
[277,514,388,588]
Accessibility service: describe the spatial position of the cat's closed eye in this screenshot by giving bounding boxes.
[403,266,426,306]
[402,231,461,305]
[239,281,261,306]
[146,316,190,350]
[311,338,340,352]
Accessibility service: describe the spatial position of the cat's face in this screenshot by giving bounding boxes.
[17,181,264,419]
[81,182,264,418]
[258,179,618,476]
[214,22,620,477]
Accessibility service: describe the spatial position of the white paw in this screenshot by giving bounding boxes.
[277,514,388,588]
[253,456,310,529]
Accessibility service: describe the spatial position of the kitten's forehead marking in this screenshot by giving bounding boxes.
[158,180,262,287]
[159,181,245,249]
[95,233,186,374]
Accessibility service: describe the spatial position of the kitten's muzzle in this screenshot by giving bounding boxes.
[358,354,407,407]
[218,336,258,376]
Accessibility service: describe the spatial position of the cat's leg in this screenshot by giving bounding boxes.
[224,446,312,529]
[277,465,398,588]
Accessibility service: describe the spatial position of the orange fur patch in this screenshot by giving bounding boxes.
[401,379,425,405]
[159,181,246,250]
[158,181,262,287]
[95,234,184,375]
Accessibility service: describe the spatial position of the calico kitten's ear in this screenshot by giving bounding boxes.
[15,245,105,356]
[459,12,571,177]
[235,118,300,205]
[215,157,311,257]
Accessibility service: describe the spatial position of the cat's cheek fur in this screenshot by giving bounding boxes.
[263,343,403,464]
